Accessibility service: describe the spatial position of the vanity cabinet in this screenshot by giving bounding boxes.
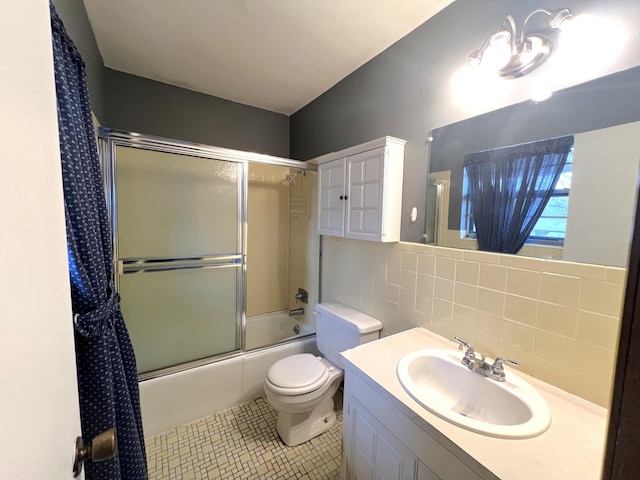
[317,136,405,242]
[346,396,419,479]
[341,368,488,480]
[340,328,608,480]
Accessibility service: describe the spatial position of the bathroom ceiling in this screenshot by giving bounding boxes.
[82,0,454,115]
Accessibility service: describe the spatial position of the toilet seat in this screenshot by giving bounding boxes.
[266,354,330,395]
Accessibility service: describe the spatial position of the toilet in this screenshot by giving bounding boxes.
[264,302,382,446]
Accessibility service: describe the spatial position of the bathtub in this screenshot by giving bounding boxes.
[139,332,318,437]
[245,309,315,351]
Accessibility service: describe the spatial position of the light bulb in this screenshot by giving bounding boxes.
[481,30,512,70]
[467,50,482,68]
[482,37,512,71]
[549,8,573,30]
[560,15,627,73]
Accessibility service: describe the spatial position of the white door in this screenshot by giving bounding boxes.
[318,158,347,236]
[0,1,83,478]
[345,148,385,241]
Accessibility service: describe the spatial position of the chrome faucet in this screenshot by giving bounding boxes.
[294,288,308,304]
[288,307,304,317]
[486,357,520,382]
[454,337,480,370]
[454,337,519,382]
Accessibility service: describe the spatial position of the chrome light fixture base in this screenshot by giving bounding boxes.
[499,35,552,78]
[468,8,572,78]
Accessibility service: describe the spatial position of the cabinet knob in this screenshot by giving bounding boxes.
[339,195,348,200]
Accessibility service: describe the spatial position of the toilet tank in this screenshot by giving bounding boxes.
[315,302,382,368]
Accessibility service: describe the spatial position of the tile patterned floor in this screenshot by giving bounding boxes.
[145,391,343,479]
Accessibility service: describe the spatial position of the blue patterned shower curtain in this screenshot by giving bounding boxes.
[50,5,148,479]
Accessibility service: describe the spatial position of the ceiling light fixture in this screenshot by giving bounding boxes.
[469,8,573,78]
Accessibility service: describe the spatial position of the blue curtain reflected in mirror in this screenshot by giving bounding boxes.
[464,136,574,254]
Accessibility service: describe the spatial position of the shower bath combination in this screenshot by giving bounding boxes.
[99,128,320,436]
[100,128,318,374]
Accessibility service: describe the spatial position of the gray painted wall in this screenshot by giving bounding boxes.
[52,0,105,122]
[290,0,640,243]
[103,69,290,158]
[51,1,290,157]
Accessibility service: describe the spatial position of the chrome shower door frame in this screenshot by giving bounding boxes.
[98,128,314,380]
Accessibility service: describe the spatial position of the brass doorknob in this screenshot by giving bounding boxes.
[73,427,117,477]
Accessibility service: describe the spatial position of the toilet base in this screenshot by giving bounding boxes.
[275,386,338,446]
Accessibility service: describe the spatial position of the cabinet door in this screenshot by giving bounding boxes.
[318,158,346,236]
[345,148,385,241]
[346,398,418,480]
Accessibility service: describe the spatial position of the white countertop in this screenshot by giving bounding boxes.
[340,328,608,480]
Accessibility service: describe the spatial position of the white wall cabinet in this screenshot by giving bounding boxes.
[317,137,405,242]
[342,369,489,480]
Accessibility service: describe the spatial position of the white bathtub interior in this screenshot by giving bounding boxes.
[245,309,315,351]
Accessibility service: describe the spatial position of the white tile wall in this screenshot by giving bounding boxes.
[322,238,626,407]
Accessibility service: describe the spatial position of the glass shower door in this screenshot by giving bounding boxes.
[111,144,244,375]
[424,177,445,245]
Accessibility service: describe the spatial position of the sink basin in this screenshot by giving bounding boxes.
[397,349,551,439]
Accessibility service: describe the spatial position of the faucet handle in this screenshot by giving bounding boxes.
[454,337,478,370]
[490,357,520,380]
[454,336,474,354]
[493,357,520,368]
[294,288,308,304]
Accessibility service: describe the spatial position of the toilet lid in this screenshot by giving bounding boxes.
[266,353,329,391]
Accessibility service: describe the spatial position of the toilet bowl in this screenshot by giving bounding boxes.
[265,354,343,446]
[264,302,382,446]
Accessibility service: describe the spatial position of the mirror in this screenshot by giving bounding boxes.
[427,65,640,267]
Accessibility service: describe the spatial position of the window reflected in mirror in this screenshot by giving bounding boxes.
[461,144,574,249]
